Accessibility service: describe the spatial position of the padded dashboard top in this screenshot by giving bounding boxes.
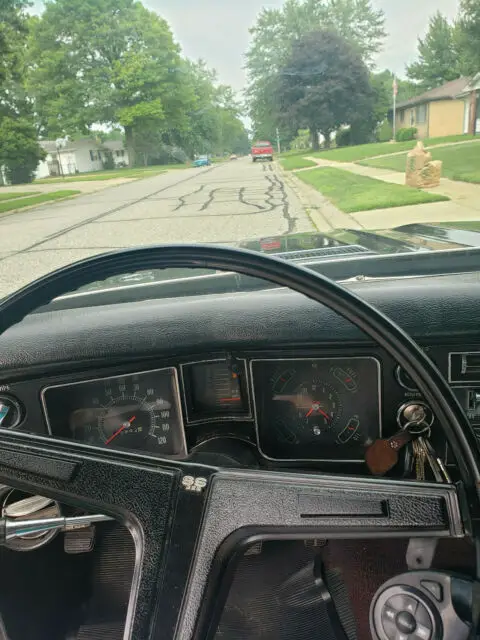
[0,272,478,373]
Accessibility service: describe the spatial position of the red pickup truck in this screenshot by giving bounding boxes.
[251,140,274,162]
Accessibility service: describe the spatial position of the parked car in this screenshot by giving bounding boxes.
[230,154,238,160]
[251,140,273,162]
[193,155,210,167]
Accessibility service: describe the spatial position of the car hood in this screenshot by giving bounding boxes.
[60,222,480,296]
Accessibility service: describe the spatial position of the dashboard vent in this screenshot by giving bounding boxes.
[449,352,480,383]
[273,245,373,263]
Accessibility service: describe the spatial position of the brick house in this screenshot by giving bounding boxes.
[394,76,479,139]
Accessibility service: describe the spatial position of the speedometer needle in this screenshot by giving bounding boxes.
[105,415,136,445]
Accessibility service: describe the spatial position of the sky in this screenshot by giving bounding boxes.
[151,0,459,92]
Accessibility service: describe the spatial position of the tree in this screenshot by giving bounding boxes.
[406,12,460,90]
[370,70,422,135]
[0,117,45,183]
[455,0,480,76]
[245,0,386,142]
[28,0,191,166]
[274,30,374,150]
[0,1,45,183]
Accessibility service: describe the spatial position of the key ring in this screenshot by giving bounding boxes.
[402,420,431,436]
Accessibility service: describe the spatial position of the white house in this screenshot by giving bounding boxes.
[35,138,129,179]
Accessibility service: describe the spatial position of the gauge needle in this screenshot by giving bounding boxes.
[105,415,136,445]
[305,404,331,421]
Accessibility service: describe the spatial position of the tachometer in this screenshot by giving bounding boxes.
[42,368,186,456]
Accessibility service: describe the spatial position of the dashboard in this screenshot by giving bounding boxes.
[0,272,480,475]
[0,343,474,474]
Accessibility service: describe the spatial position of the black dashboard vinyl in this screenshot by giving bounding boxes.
[0,271,479,472]
[0,272,480,373]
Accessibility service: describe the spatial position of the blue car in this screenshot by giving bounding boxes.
[193,155,211,167]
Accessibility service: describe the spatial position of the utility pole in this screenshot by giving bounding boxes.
[276,127,281,154]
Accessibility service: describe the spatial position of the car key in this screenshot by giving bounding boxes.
[423,436,452,483]
[412,438,427,481]
[365,428,418,475]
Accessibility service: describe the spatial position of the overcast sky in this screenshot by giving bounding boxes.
[151,0,459,92]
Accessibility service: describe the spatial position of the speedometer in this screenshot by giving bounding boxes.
[42,368,186,456]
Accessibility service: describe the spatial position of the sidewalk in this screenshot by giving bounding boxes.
[301,156,480,230]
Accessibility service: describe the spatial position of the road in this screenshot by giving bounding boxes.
[0,159,315,297]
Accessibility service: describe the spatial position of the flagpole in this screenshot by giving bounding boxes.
[393,74,397,141]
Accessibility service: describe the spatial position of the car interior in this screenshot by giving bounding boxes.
[0,244,480,640]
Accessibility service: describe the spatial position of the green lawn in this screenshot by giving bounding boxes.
[0,191,40,201]
[280,156,317,170]
[309,141,416,162]
[34,164,183,184]
[292,134,478,164]
[297,167,449,213]
[0,190,80,214]
[359,141,480,183]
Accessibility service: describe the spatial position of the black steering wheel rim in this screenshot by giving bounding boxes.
[1,243,479,491]
[0,243,479,639]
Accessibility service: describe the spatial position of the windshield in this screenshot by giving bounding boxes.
[1,0,479,300]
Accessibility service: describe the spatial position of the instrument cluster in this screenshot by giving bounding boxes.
[39,354,382,462]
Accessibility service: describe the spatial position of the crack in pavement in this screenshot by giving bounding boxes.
[239,186,266,210]
[172,184,205,211]
[200,188,218,211]
[0,165,219,262]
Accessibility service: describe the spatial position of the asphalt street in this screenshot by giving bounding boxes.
[0,158,314,297]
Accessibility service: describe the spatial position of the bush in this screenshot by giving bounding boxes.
[335,128,351,147]
[377,120,393,142]
[395,127,417,142]
[101,149,115,170]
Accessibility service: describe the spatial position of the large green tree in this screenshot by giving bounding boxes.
[246,0,386,143]
[406,12,460,90]
[274,30,374,149]
[0,0,45,183]
[455,0,480,76]
[28,0,191,166]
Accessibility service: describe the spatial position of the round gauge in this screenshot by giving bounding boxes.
[0,395,23,429]
[99,396,156,448]
[291,379,342,442]
[271,371,343,444]
[69,380,177,451]
[44,368,185,455]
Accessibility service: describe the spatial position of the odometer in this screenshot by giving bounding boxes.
[42,368,186,456]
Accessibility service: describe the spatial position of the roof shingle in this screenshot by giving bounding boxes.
[396,77,471,110]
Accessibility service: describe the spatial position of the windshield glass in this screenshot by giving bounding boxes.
[1,0,478,299]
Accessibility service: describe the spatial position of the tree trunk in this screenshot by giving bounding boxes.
[143,152,148,167]
[125,126,135,168]
[469,90,477,136]
[322,132,331,149]
[310,127,319,151]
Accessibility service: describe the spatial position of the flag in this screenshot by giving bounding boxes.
[393,76,398,97]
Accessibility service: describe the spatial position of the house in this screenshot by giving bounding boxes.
[35,138,129,179]
[394,77,479,139]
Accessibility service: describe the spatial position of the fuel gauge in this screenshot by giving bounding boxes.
[184,359,251,422]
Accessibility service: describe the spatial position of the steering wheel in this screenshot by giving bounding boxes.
[0,244,479,640]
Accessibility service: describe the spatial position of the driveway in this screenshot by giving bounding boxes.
[0,159,315,297]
